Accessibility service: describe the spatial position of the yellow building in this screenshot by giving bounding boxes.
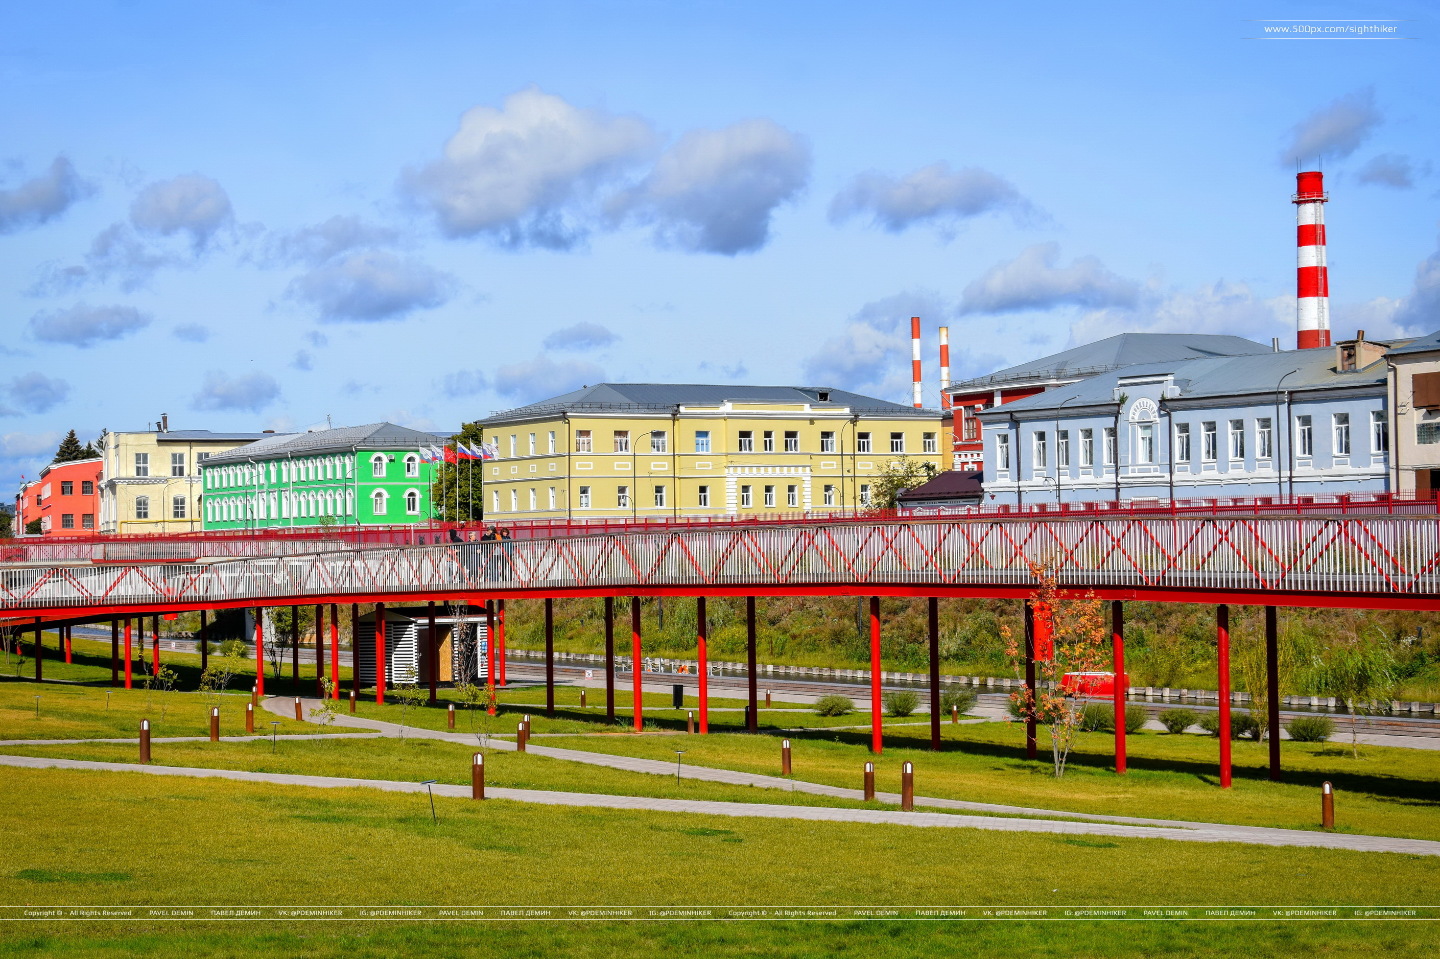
[477,384,943,520]
[98,422,271,534]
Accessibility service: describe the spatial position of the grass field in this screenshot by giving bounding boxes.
[0,682,313,740]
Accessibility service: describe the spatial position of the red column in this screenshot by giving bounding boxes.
[350,604,361,700]
[123,618,133,689]
[374,602,387,703]
[497,599,507,687]
[199,611,208,673]
[330,604,340,699]
[151,614,160,677]
[64,625,72,664]
[486,601,497,692]
[746,597,758,734]
[315,604,325,697]
[426,601,438,705]
[1217,604,1232,790]
[110,619,119,686]
[869,597,882,753]
[604,597,615,723]
[631,596,643,732]
[33,618,42,682]
[1024,603,1037,760]
[544,598,555,717]
[697,596,709,734]
[1266,605,1282,782]
[253,609,265,697]
[1112,600,1127,775]
[927,597,941,752]
[290,605,299,682]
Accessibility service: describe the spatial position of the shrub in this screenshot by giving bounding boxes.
[814,695,855,717]
[1200,710,1259,738]
[940,687,978,717]
[1285,715,1335,743]
[883,690,921,717]
[1077,702,1147,733]
[1006,695,1025,719]
[1198,711,1220,735]
[1158,708,1199,734]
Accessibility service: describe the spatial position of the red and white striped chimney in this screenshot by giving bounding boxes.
[938,325,951,409]
[910,316,923,408]
[1293,171,1331,350]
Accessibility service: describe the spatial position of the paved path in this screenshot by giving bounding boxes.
[2,752,1437,856]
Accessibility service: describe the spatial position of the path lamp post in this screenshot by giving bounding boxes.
[421,780,438,824]
[1052,394,1082,504]
[1275,368,1300,501]
[630,429,667,523]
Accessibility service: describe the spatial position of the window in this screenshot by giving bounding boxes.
[923,432,937,454]
[135,495,150,519]
[1175,423,1191,462]
[1056,430,1070,468]
[697,485,709,507]
[1333,413,1351,455]
[579,485,591,508]
[740,485,752,508]
[171,452,186,477]
[528,433,536,455]
[857,432,872,453]
[1228,420,1245,461]
[859,484,871,506]
[134,453,149,477]
[528,489,536,511]
[510,490,518,511]
[653,485,666,508]
[617,485,630,509]
[1137,424,1154,464]
[492,490,500,512]
[650,431,667,453]
[890,432,905,454]
[405,489,420,514]
[548,486,556,509]
[371,454,387,478]
[1372,410,1389,453]
[613,430,630,453]
[172,495,187,519]
[1297,415,1313,456]
[763,431,775,453]
[786,484,798,508]
[820,431,836,453]
[1080,429,1094,467]
[548,431,556,454]
[1414,372,1440,409]
[373,489,388,516]
[81,480,93,496]
[82,513,94,529]
[694,430,711,453]
[823,484,836,506]
[1032,431,1047,469]
[59,481,74,496]
[764,485,776,508]
[738,430,753,452]
[61,513,74,529]
[575,430,592,452]
[405,454,419,478]
[509,435,517,457]
[996,433,1011,471]
[1257,419,1273,459]
[784,431,799,453]
[1202,422,1217,463]
[1103,427,1117,466]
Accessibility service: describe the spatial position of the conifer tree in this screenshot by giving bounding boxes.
[53,430,87,463]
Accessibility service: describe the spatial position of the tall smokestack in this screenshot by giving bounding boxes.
[1294,171,1331,350]
[910,316,923,408]
[938,326,951,409]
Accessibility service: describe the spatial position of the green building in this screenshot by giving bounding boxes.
[199,423,448,530]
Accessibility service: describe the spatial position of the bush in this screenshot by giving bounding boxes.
[1199,710,1259,738]
[814,695,855,717]
[940,687,978,717]
[1006,695,1025,719]
[1285,715,1335,743]
[883,690,921,717]
[1078,702,1148,733]
[1158,708,1199,734]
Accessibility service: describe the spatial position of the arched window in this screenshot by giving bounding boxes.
[404,488,420,514]
[324,491,334,515]
[372,489,388,516]
[204,501,212,523]
[344,458,354,478]
[345,489,355,515]
[371,454,387,478]
[404,454,419,478]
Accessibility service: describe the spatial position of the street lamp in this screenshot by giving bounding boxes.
[631,429,661,522]
[1053,394,1082,504]
[1275,368,1300,501]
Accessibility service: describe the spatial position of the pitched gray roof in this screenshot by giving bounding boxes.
[201,423,449,465]
[949,333,1270,392]
[481,383,935,425]
[1383,331,1440,356]
[153,430,271,443]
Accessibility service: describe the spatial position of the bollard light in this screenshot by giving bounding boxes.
[517,722,526,752]
[448,703,456,729]
[901,761,915,811]
[139,719,151,764]
[765,689,772,708]
[580,689,587,709]
[1322,781,1335,830]
[294,697,302,721]
[472,752,485,800]
[245,701,254,733]
[210,706,219,742]
[863,761,875,801]
[782,739,792,776]
[952,705,959,724]
[349,689,357,714]
[687,710,694,735]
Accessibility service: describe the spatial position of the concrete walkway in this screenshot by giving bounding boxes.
[2,752,1437,857]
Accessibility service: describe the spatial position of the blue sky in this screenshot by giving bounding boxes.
[2,0,1437,482]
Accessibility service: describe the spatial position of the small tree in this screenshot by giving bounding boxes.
[394,684,426,740]
[309,677,339,731]
[870,457,937,510]
[53,430,89,463]
[1002,560,1111,778]
[145,666,178,721]
[1318,631,1399,758]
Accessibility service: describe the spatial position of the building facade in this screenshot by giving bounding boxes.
[1384,330,1440,496]
[198,423,447,530]
[99,426,270,534]
[14,457,103,535]
[477,384,943,520]
[977,341,1391,506]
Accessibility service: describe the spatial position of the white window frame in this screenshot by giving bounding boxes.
[171,452,186,477]
[528,489,536,511]
[371,453,387,478]
[1228,420,1245,461]
[823,484,836,506]
[738,431,753,453]
[548,431,557,454]
[171,495,186,519]
[134,453,149,477]
[653,485,666,508]
[135,495,149,519]
[404,454,420,478]
[763,431,775,453]
[890,432,905,454]
[1202,422,1217,463]
[697,485,709,507]
[528,433,536,455]
[995,433,1011,472]
[923,432,937,454]
[614,430,630,453]
[764,485,776,508]
[859,484,871,507]
[372,489,388,516]
[650,431,667,454]
[783,431,799,453]
[1080,428,1094,467]
[740,485,752,508]
[820,431,836,453]
[617,485,630,509]
[1032,431,1047,470]
[1297,415,1313,457]
[694,430,711,454]
[1333,412,1351,456]
[786,484,798,508]
[1371,410,1388,454]
[857,432,872,453]
[578,486,591,509]
[405,489,420,515]
[575,430,592,453]
[1103,427,1117,467]
[548,486,557,510]
[1136,423,1154,465]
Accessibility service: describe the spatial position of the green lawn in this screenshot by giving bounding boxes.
[0,682,313,740]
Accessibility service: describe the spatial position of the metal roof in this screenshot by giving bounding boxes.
[948,333,1270,392]
[201,423,449,465]
[1383,332,1440,356]
[481,383,937,425]
[151,430,272,443]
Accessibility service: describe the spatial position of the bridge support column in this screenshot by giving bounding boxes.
[1217,604,1232,789]
[64,625,72,664]
[199,611,208,673]
[486,601,496,692]
[498,599,507,687]
[33,618,42,682]
[426,602,437,705]
[252,609,264,697]
[747,597,759,734]
[374,602,387,704]
[869,597,882,754]
[1024,603,1037,760]
[1113,600,1127,775]
[350,604,360,702]
[697,597,709,734]
[544,598,555,718]
[632,597,643,732]
[290,606,299,682]
[330,604,340,699]
[123,618,133,689]
[604,598,615,723]
[1266,606,1281,782]
[151,614,160,677]
[110,619,119,687]
[928,598,941,752]
[315,605,325,698]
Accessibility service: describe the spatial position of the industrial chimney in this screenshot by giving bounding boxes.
[910,316,923,408]
[1293,171,1331,350]
[938,325,951,410]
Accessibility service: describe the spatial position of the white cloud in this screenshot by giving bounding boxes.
[291,350,314,371]
[802,292,954,403]
[493,355,606,401]
[287,250,453,322]
[1356,153,1417,189]
[439,369,490,398]
[130,174,233,250]
[1280,88,1381,166]
[191,371,280,413]
[401,87,656,248]
[172,323,210,343]
[542,322,617,352]
[266,215,402,266]
[0,373,70,416]
[28,303,150,348]
[829,162,1034,234]
[0,157,93,234]
[0,430,64,482]
[1068,281,1290,346]
[1390,238,1440,335]
[959,243,1140,315]
[608,119,810,254]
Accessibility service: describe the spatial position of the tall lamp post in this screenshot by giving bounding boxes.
[1275,368,1300,501]
[1053,395,1081,504]
[631,429,659,522]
